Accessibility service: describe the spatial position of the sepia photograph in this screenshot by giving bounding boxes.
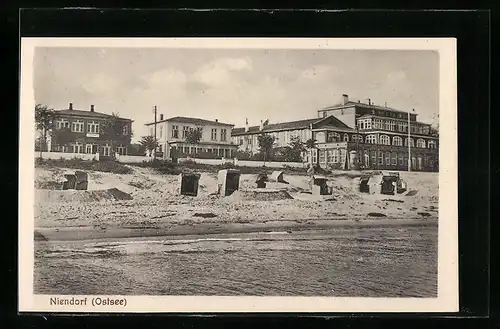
[19,38,458,313]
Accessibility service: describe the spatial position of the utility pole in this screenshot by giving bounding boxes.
[153,105,157,161]
[407,109,412,172]
[355,123,360,169]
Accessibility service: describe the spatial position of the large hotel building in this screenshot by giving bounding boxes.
[231,94,439,172]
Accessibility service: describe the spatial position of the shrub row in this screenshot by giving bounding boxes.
[35,157,133,174]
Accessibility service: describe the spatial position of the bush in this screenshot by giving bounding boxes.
[35,157,133,174]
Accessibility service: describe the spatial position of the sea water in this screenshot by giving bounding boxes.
[34,224,437,297]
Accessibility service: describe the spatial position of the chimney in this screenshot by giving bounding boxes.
[215,119,218,123]
[245,118,249,132]
[160,114,164,121]
[90,104,94,112]
[259,120,264,131]
[69,102,73,110]
[384,102,387,107]
[342,94,349,105]
[367,98,372,105]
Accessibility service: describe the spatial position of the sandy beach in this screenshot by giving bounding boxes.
[34,165,439,241]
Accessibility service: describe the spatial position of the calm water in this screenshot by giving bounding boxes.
[34,224,437,297]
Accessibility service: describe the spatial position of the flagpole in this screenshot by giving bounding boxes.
[407,109,411,172]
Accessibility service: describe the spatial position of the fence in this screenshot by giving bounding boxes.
[177,157,306,169]
[115,154,152,164]
[34,151,99,161]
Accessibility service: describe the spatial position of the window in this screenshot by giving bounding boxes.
[71,120,84,133]
[423,126,430,135]
[122,124,129,136]
[428,140,437,149]
[85,144,94,154]
[340,149,347,163]
[71,142,83,153]
[366,135,377,144]
[239,138,243,145]
[366,120,372,129]
[327,149,334,163]
[172,125,179,138]
[211,128,217,140]
[102,144,111,156]
[332,149,339,163]
[221,128,227,142]
[116,144,126,156]
[323,111,327,118]
[389,121,396,131]
[327,132,340,142]
[416,139,426,148]
[393,136,403,146]
[385,152,391,165]
[87,121,99,134]
[159,125,163,138]
[319,150,326,164]
[182,126,189,138]
[391,152,398,165]
[56,119,70,130]
[378,151,384,165]
[159,144,163,152]
[371,151,377,166]
[343,134,349,142]
[380,135,390,145]
[359,121,365,130]
[399,153,404,165]
[405,138,414,147]
[311,149,317,164]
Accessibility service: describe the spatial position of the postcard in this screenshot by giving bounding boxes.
[19,37,458,313]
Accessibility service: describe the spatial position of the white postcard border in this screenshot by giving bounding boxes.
[19,37,458,313]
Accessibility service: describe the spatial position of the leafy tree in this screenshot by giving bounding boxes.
[34,104,56,157]
[139,135,158,156]
[304,138,318,168]
[127,143,145,156]
[52,127,74,152]
[184,128,203,157]
[281,135,305,162]
[100,112,131,159]
[234,150,253,160]
[257,133,275,164]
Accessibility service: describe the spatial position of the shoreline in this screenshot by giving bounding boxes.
[35,217,438,242]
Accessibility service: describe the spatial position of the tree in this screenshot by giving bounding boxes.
[184,128,203,157]
[281,135,305,162]
[304,138,318,168]
[257,133,275,165]
[34,104,56,158]
[51,127,74,152]
[139,135,158,156]
[100,112,131,159]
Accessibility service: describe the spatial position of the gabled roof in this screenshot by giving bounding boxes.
[231,115,351,136]
[145,116,233,127]
[320,101,413,115]
[55,109,133,121]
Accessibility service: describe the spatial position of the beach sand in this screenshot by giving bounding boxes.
[33,166,439,241]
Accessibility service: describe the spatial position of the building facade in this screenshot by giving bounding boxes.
[47,103,133,157]
[145,116,239,159]
[230,94,439,172]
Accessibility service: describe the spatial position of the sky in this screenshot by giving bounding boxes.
[34,47,439,142]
